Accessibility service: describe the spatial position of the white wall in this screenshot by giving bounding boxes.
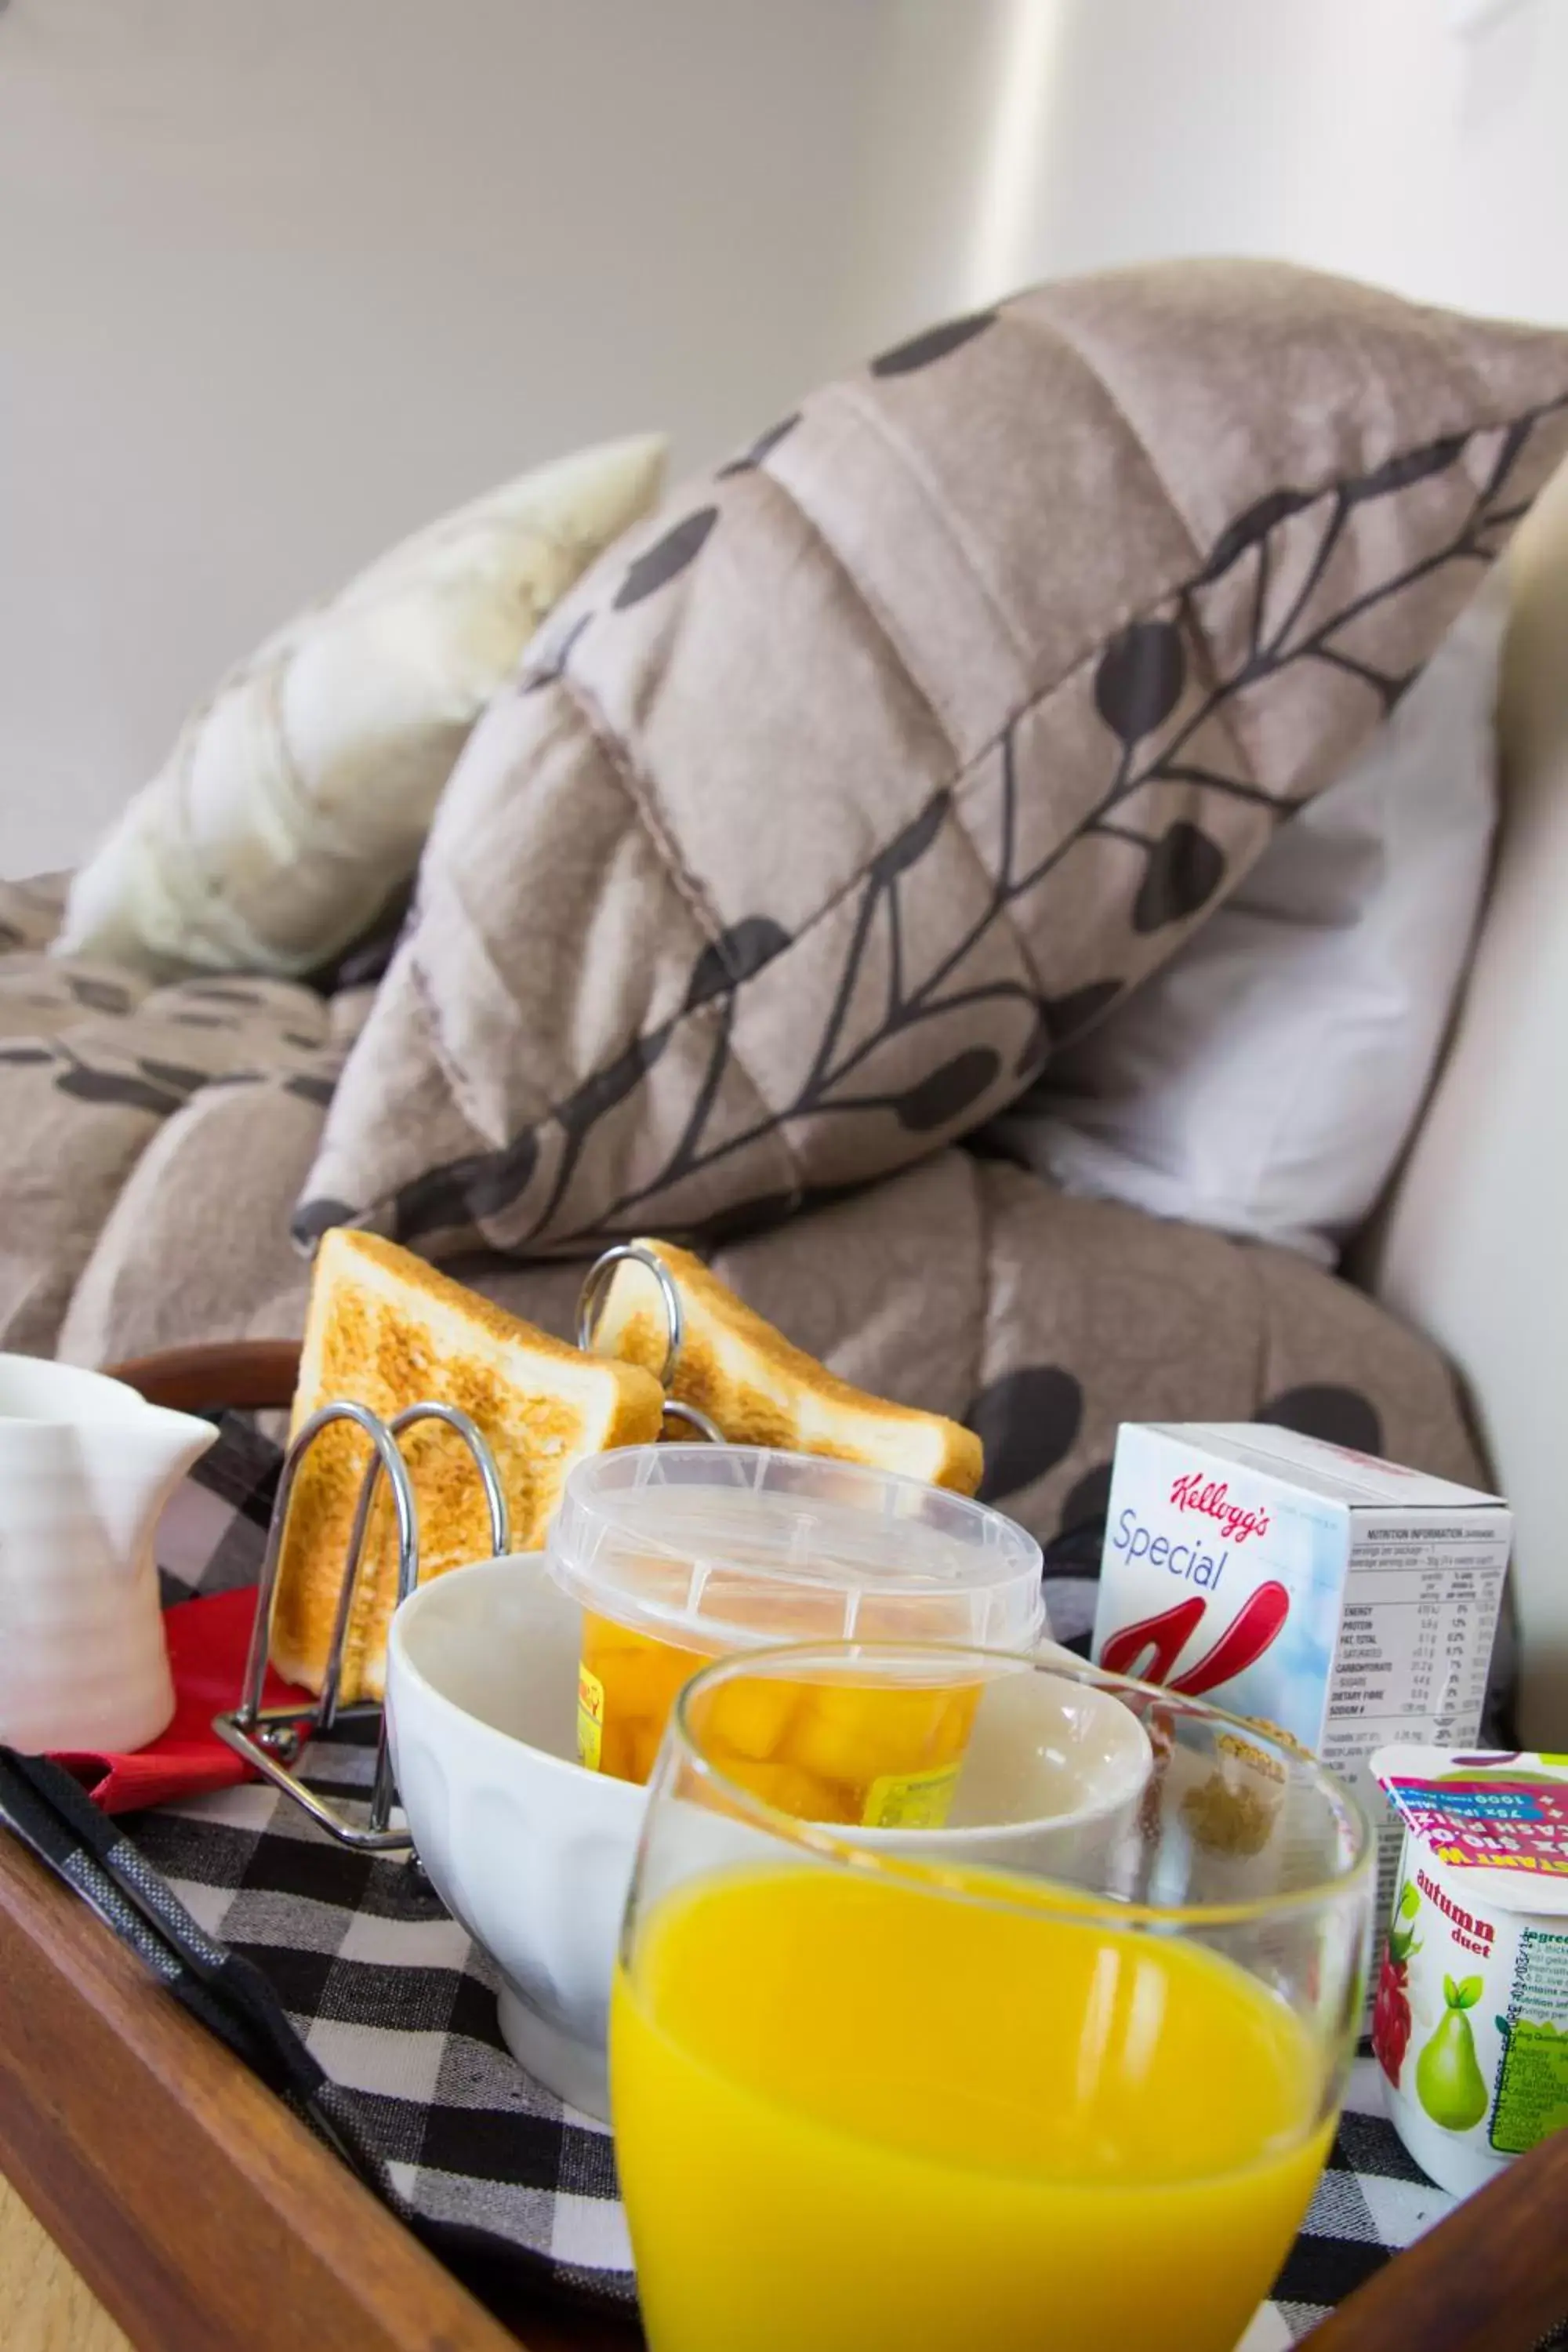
[840,0,1568,347]
[1038,0,1568,319]
[5,0,1567,877]
[0,0,892,876]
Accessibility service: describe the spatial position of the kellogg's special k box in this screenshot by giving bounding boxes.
[1090,1423,1512,1931]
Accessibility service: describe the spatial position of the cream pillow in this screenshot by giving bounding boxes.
[56,434,667,978]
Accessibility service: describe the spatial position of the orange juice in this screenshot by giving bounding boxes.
[611,1867,1332,2352]
[579,1610,979,1820]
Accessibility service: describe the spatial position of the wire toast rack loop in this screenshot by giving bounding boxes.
[212,1400,508,1851]
[575,1240,724,1446]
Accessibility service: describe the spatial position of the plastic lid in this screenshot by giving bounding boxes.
[546,1445,1044,1654]
[1372,1746,1568,1918]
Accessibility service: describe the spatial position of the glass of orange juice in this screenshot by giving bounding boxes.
[610,1641,1373,2352]
[546,1446,1044,1814]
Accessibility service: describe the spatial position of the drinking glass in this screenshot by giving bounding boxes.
[610,1640,1373,2352]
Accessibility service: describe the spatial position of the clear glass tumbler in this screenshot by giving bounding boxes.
[610,1639,1372,2352]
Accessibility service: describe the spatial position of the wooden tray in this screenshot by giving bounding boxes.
[0,1338,1563,2352]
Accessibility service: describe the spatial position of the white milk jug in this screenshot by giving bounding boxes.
[0,1355,216,1754]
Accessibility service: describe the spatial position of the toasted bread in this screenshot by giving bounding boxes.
[593,1238,983,1495]
[270,1229,665,1700]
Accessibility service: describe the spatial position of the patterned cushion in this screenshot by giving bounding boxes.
[7,919,1483,1600]
[0,941,336,1357]
[294,261,1568,1258]
[466,1148,1490,1639]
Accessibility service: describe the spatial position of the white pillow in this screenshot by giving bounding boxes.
[1003,570,1508,1265]
[56,434,667,978]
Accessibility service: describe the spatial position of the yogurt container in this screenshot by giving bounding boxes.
[546,1445,1044,1821]
[1372,1747,1568,2198]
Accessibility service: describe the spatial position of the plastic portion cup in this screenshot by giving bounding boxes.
[546,1446,1044,1817]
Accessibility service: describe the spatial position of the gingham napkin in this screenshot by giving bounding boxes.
[0,1417,1495,2338]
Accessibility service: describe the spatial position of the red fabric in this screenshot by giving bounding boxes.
[49,1588,313,1815]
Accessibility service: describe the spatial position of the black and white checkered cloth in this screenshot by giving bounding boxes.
[0,1417,1497,2343]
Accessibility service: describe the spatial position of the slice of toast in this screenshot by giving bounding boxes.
[593,1238,983,1496]
[271,1229,665,1700]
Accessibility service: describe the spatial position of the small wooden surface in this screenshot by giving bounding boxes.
[0,1829,639,2352]
[107,1336,303,1415]
[1301,2119,1568,2351]
[0,2171,132,2352]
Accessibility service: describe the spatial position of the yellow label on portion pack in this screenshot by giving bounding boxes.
[860,1761,960,1831]
[577,1661,606,1773]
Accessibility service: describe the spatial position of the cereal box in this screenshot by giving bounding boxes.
[1091,1423,1512,1944]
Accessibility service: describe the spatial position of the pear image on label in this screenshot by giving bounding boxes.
[1415,1974,1490,2132]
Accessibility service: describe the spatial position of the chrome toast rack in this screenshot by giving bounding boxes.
[212,1401,506,1850]
[575,1240,723,1446]
[212,1242,718,1847]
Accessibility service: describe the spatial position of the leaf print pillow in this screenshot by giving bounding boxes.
[295,260,1568,1260]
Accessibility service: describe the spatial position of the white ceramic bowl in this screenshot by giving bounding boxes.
[387,1556,1152,2121]
[386,1552,644,2118]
